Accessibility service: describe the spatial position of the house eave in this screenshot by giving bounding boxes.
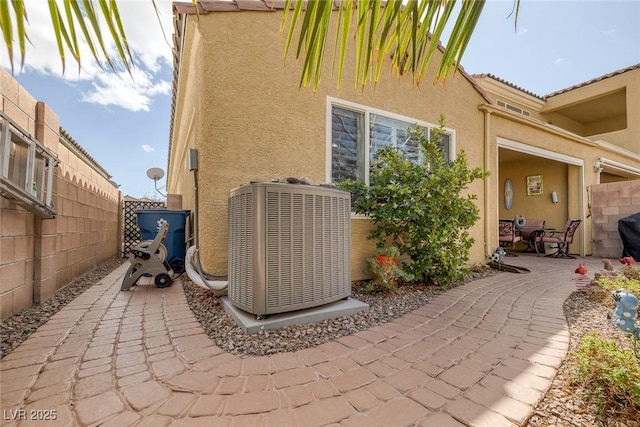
[479,104,597,147]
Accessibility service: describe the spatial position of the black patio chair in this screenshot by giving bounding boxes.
[534,219,581,258]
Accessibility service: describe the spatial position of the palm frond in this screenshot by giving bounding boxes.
[62,1,82,72]
[282,0,489,90]
[0,1,16,73]
[1,0,499,89]
[331,0,353,89]
[100,0,134,74]
[435,0,485,83]
[1,0,136,75]
[82,0,117,71]
[67,0,104,72]
[48,1,68,74]
[12,0,27,71]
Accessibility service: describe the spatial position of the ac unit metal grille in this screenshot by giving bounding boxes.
[228,183,351,316]
[228,191,253,310]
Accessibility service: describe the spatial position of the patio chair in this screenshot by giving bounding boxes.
[518,219,545,253]
[499,219,522,254]
[534,219,581,258]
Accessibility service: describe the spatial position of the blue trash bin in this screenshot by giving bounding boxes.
[137,209,190,273]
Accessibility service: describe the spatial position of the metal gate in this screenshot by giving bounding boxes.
[122,199,165,257]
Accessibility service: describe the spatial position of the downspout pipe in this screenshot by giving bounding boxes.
[483,108,492,259]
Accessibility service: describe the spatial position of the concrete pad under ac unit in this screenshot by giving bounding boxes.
[220,296,370,334]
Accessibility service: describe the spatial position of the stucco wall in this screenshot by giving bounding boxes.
[591,180,640,259]
[166,17,200,238]
[0,69,121,318]
[499,158,569,231]
[543,68,640,152]
[486,106,640,256]
[168,11,489,280]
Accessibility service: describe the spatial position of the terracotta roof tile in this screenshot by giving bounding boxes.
[472,63,640,101]
[471,73,544,100]
[173,0,282,14]
[544,63,640,98]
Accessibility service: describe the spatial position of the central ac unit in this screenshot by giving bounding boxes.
[228,182,351,316]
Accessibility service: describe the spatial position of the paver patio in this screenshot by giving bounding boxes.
[0,254,605,426]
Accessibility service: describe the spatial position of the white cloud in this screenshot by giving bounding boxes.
[0,0,174,111]
[603,29,615,36]
[81,67,171,112]
[142,144,155,152]
[516,27,528,36]
[554,58,565,65]
[117,1,174,72]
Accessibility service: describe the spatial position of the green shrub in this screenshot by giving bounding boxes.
[594,273,640,296]
[338,115,488,286]
[570,332,640,420]
[366,246,414,293]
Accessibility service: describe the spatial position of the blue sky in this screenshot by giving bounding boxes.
[461,0,640,95]
[2,1,639,198]
[1,1,174,199]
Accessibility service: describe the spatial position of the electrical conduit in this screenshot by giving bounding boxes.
[185,245,228,292]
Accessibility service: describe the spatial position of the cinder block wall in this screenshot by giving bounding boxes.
[47,131,121,298]
[590,180,640,258]
[1,71,43,318]
[0,69,121,318]
[1,198,36,316]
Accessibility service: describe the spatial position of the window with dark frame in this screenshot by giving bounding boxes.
[330,102,453,185]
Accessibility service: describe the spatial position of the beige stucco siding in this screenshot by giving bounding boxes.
[499,158,569,228]
[489,106,640,256]
[168,18,202,229]
[542,68,640,152]
[168,11,489,280]
[492,114,592,254]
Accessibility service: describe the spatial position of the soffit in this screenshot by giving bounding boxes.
[498,148,530,163]
[547,89,626,124]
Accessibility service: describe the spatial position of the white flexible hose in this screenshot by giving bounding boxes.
[185,245,228,292]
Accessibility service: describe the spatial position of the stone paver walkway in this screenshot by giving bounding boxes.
[1,254,605,426]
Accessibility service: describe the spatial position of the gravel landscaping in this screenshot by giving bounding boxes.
[183,277,465,357]
[1,259,638,426]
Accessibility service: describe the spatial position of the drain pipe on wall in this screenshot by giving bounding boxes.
[483,108,493,260]
[185,148,228,294]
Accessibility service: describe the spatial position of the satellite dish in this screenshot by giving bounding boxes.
[146,167,165,181]
[146,167,166,198]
